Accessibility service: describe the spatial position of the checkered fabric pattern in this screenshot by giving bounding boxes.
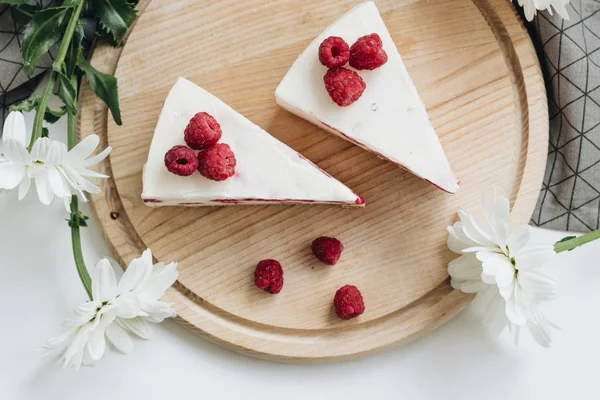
[529,0,600,232]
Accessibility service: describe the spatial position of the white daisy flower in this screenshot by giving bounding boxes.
[517,0,570,22]
[447,190,558,347]
[0,111,31,192]
[0,111,111,208]
[42,249,178,369]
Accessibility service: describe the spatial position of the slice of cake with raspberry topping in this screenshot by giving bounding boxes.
[142,78,364,207]
[275,1,460,193]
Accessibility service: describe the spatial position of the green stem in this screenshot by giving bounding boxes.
[27,0,85,150]
[554,229,600,254]
[68,105,92,300]
[71,196,93,300]
[28,71,55,150]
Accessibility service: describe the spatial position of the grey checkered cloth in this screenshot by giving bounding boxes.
[0,4,53,125]
[1,2,599,232]
[529,0,600,232]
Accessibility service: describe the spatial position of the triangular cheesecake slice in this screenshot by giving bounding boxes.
[275,1,460,193]
[142,78,364,206]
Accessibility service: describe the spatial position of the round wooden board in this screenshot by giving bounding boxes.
[79,0,548,361]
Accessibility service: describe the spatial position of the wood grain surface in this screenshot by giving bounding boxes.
[78,0,548,361]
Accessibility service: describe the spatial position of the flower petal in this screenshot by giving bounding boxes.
[114,292,142,319]
[62,323,93,370]
[0,162,26,189]
[142,301,176,323]
[66,134,100,164]
[492,196,510,248]
[3,138,30,164]
[64,301,101,327]
[92,259,118,302]
[451,279,488,293]
[514,246,555,270]
[45,140,67,166]
[118,255,152,293]
[2,111,26,145]
[18,175,31,199]
[478,252,513,288]
[86,323,107,361]
[40,327,78,359]
[136,261,178,302]
[458,208,496,247]
[549,1,569,20]
[505,285,528,325]
[448,254,482,281]
[519,269,559,301]
[105,323,134,354]
[34,169,54,205]
[116,316,153,339]
[47,167,66,198]
[508,225,531,257]
[83,145,112,168]
[30,137,50,162]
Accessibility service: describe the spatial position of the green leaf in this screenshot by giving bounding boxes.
[97,0,137,44]
[0,0,31,5]
[58,73,78,113]
[44,106,68,124]
[61,0,82,6]
[41,127,49,138]
[68,210,89,228]
[9,96,40,113]
[21,7,68,76]
[78,53,122,125]
[65,22,85,77]
[10,4,41,29]
[556,236,576,243]
[555,235,577,252]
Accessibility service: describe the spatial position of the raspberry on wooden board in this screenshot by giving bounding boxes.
[334,285,365,320]
[312,236,344,265]
[254,259,284,294]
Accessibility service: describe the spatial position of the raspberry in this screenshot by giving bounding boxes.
[164,145,198,176]
[254,259,284,294]
[184,112,222,150]
[334,285,365,320]
[349,33,388,70]
[323,67,366,107]
[318,36,350,68]
[197,143,236,181]
[311,236,344,265]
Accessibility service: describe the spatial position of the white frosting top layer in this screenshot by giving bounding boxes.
[142,78,362,206]
[275,1,459,193]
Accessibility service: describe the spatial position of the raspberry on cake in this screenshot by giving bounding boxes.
[164,145,198,176]
[184,111,222,150]
[312,236,344,265]
[323,67,366,107]
[254,259,284,294]
[334,285,365,320]
[142,78,364,207]
[197,143,236,181]
[275,1,460,194]
[318,36,350,68]
[349,33,388,70]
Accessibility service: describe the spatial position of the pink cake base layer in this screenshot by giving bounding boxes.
[143,197,365,206]
[319,121,460,194]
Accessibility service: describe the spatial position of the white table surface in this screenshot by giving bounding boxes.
[2,114,600,400]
